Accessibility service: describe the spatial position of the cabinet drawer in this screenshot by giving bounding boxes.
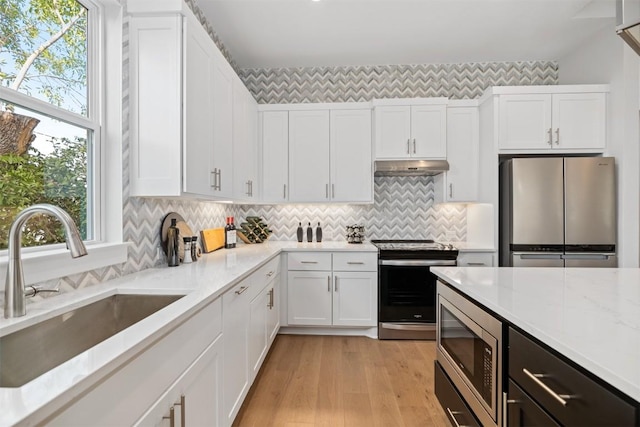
[457,252,494,267]
[287,252,332,271]
[255,256,281,286]
[508,379,560,427]
[509,328,636,426]
[332,252,377,271]
[434,361,481,427]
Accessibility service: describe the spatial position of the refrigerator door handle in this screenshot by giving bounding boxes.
[562,254,611,260]
[518,253,563,260]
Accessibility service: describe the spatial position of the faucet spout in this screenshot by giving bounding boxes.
[4,204,88,318]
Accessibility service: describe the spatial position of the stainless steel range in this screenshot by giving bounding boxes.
[372,240,458,340]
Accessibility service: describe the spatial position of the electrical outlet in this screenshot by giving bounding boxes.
[445,231,457,241]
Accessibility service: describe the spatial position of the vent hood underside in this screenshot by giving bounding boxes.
[374,160,449,176]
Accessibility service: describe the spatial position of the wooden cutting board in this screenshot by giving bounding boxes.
[201,228,225,253]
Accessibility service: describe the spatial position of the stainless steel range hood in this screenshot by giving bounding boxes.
[374,159,449,176]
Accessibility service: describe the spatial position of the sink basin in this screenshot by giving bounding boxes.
[0,293,184,388]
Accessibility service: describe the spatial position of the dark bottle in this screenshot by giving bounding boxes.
[306,222,312,242]
[316,222,323,242]
[167,218,180,267]
[296,222,304,242]
[191,236,198,262]
[225,216,237,249]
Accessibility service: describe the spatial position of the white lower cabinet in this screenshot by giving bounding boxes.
[136,336,223,427]
[249,267,280,381]
[46,298,223,426]
[287,252,377,327]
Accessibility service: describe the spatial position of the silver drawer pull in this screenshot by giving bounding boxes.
[300,261,318,264]
[522,368,577,407]
[466,262,486,266]
[445,408,469,427]
[235,286,248,295]
[266,271,275,277]
[347,261,365,265]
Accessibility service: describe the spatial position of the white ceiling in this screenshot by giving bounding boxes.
[196,0,617,69]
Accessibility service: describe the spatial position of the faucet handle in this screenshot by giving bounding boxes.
[24,286,60,298]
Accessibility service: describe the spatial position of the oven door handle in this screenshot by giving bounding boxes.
[379,259,457,267]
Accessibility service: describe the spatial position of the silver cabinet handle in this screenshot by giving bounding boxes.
[210,171,216,188]
[334,276,338,292]
[449,183,453,198]
[347,261,364,265]
[163,406,175,427]
[283,184,287,199]
[325,183,329,198]
[413,138,416,154]
[466,262,486,266]
[300,261,318,264]
[235,286,248,295]
[547,128,553,146]
[407,138,410,154]
[266,270,275,277]
[269,288,274,309]
[327,276,330,292]
[174,395,185,427]
[522,368,577,407]
[332,184,335,199]
[246,180,251,196]
[555,128,560,145]
[445,408,464,427]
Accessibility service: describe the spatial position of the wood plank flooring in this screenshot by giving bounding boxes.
[233,334,449,427]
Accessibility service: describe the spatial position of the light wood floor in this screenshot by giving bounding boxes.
[233,334,450,427]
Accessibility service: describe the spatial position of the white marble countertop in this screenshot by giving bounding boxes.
[431,266,640,403]
[0,241,376,426]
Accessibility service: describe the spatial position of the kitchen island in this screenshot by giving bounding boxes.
[432,266,640,425]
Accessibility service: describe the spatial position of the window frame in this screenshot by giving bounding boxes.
[0,0,126,286]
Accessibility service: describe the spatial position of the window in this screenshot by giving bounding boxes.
[0,0,125,282]
[0,0,95,250]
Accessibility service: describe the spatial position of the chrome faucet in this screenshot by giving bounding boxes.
[4,204,88,318]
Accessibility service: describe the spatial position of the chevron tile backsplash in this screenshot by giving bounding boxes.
[12,2,558,304]
[241,177,467,242]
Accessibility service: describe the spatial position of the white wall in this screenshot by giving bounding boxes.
[559,27,640,267]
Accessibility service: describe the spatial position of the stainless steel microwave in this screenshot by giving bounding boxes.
[436,282,503,427]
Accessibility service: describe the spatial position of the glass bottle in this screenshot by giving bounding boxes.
[167,218,180,267]
[182,236,192,263]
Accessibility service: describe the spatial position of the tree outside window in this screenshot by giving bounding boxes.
[0,0,91,250]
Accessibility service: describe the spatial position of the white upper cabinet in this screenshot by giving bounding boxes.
[434,104,479,203]
[261,111,289,203]
[330,109,373,203]
[233,76,259,201]
[128,3,246,200]
[498,90,606,152]
[373,98,447,159]
[288,110,331,202]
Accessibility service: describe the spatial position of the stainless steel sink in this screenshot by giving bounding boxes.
[0,293,184,388]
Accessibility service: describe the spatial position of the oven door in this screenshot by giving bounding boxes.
[379,259,455,323]
[438,294,498,422]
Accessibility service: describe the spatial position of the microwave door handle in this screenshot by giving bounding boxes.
[519,254,563,260]
[562,254,610,260]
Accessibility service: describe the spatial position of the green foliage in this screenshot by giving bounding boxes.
[0,137,87,249]
[0,0,87,113]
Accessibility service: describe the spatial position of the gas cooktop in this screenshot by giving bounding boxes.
[371,239,457,251]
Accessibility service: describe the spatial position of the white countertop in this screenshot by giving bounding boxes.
[431,267,640,403]
[0,241,376,426]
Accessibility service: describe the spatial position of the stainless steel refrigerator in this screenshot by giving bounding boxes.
[500,157,616,267]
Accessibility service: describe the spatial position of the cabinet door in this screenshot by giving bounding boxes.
[136,337,224,427]
[233,78,258,200]
[330,109,373,202]
[288,110,330,202]
[498,94,552,150]
[261,111,289,202]
[457,252,494,267]
[183,14,215,197]
[248,284,269,381]
[129,16,182,197]
[442,106,478,202]
[507,379,560,427]
[411,104,447,158]
[374,105,411,159]
[552,93,605,150]
[211,47,234,198]
[287,271,332,326]
[222,280,251,424]
[332,271,377,327]
[266,273,280,344]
